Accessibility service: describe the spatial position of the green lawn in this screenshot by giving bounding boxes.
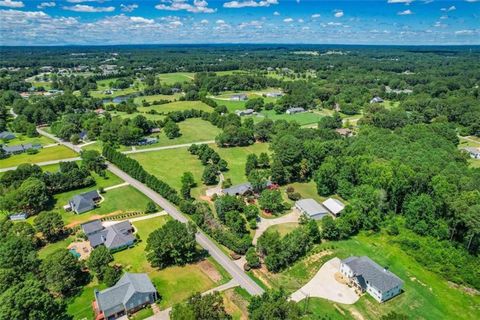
[213,143,270,185]
[130,147,205,191]
[265,223,300,237]
[2,133,54,146]
[90,78,145,99]
[67,279,107,320]
[111,111,167,121]
[257,110,326,126]
[114,215,229,309]
[137,118,221,149]
[49,185,151,226]
[254,231,480,320]
[134,93,182,104]
[0,145,78,168]
[138,100,213,114]
[156,72,194,85]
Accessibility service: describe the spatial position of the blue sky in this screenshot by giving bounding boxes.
[0,0,479,45]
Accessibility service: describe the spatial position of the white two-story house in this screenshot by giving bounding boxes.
[340,256,403,303]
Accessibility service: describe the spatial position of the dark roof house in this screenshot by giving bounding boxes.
[87,221,136,250]
[2,143,41,155]
[286,107,305,115]
[235,109,254,116]
[68,190,101,214]
[222,182,253,196]
[81,219,104,235]
[340,256,404,302]
[94,273,157,320]
[0,131,16,140]
[230,93,248,101]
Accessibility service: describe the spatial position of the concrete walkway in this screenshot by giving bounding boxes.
[291,257,359,304]
[78,141,96,148]
[252,210,300,245]
[145,279,239,320]
[102,211,168,227]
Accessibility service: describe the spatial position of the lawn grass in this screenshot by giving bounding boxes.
[256,110,325,126]
[213,143,270,185]
[130,147,205,191]
[134,93,182,104]
[111,111,167,121]
[254,231,480,320]
[136,118,221,149]
[114,215,229,309]
[0,145,78,168]
[138,100,213,114]
[2,133,54,146]
[67,279,107,320]
[38,235,75,259]
[265,222,300,237]
[156,72,195,85]
[211,99,246,112]
[50,185,151,226]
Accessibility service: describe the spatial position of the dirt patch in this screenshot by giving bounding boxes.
[197,260,222,283]
[199,195,212,202]
[349,308,365,320]
[252,267,273,289]
[448,281,480,296]
[223,289,248,320]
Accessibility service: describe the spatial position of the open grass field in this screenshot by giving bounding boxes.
[156,72,194,85]
[0,145,78,168]
[134,93,183,104]
[90,78,145,99]
[252,231,480,320]
[256,110,325,126]
[112,111,167,121]
[213,143,270,185]
[137,100,213,114]
[212,98,246,112]
[114,215,230,309]
[49,185,150,226]
[137,118,221,149]
[130,147,205,191]
[265,222,300,237]
[1,133,55,147]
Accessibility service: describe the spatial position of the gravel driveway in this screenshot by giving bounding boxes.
[291,257,359,304]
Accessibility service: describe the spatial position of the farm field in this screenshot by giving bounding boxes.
[0,145,78,168]
[113,215,230,309]
[251,231,480,320]
[156,72,195,84]
[137,100,213,114]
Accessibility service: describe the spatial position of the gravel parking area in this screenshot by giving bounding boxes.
[291,257,359,304]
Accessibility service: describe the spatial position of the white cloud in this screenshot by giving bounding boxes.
[37,2,55,9]
[216,19,226,24]
[200,19,209,24]
[223,0,278,8]
[465,0,479,2]
[63,4,115,12]
[298,18,304,23]
[273,11,280,16]
[398,9,413,15]
[334,10,344,18]
[311,13,320,18]
[130,16,153,24]
[155,0,216,13]
[387,0,414,4]
[283,17,293,23]
[455,29,475,35]
[120,4,138,12]
[239,20,263,29]
[66,0,108,2]
[440,6,456,12]
[0,0,23,8]
[169,20,183,28]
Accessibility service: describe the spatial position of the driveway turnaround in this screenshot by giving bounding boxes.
[291,257,359,304]
[252,210,300,245]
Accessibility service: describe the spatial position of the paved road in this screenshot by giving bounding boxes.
[34,128,264,296]
[0,157,81,172]
[108,164,264,296]
[122,140,215,155]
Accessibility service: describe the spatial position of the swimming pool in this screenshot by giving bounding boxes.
[69,248,81,259]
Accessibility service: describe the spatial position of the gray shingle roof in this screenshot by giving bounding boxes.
[0,131,15,140]
[69,190,100,214]
[342,256,403,292]
[223,182,252,196]
[87,221,135,250]
[96,273,156,314]
[81,219,103,235]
